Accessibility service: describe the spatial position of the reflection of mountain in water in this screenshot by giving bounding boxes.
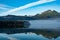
[33,30,59,39]
[0,29,60,40]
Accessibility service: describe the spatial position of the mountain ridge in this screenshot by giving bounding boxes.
[0,10,60,20]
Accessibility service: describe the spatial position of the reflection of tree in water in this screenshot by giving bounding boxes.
[31,29,60,40]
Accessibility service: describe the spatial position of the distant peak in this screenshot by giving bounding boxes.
[43,10,58,13]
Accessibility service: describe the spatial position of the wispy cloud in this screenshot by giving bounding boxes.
[0,4,14,15]
[1,0,55,15]
[0,4,13,10]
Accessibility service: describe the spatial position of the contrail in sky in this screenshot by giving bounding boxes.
[1,0,55,15]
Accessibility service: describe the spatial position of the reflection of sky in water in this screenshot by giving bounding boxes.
[0,33,60,40]
[9,33,48,40]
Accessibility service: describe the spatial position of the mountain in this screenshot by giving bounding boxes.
[0,15,35,20]
[35,10,60,19]
[0,10,60,20]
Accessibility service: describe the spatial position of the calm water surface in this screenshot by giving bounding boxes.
[0,19,60,40]
[0,33,60,40]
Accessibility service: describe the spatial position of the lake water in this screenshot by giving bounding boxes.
[0,32,60,40]
[0,18,60,40]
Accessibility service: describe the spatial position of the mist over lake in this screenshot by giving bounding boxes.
[29,18,60,29]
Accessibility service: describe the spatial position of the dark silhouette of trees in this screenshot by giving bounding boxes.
[0,21,30,28]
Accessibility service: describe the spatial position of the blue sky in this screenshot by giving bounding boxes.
[0,0,60,16]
